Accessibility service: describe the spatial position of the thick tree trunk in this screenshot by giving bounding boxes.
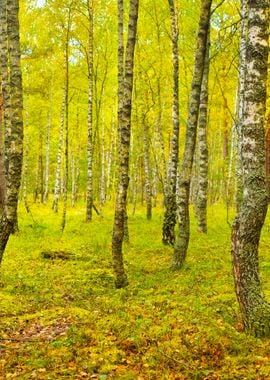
[112,0,139,288]
[231,0,270,337]
[0,0,23,263]
[195,33,210,233]
[162,0,179,246]
[173,0,212,269]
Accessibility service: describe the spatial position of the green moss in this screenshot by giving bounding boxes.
[1,202,270,378]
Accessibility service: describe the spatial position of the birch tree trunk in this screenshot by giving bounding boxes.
[195,33,210,233]
[112,0,139,288]
[99,120,106,205]
[0,0,11,182]
[265,120,270,199]
[0,0,23,263]
[44,108,51,203]
[71,110,81,207]
[22,95,30,213]
[0,92,5,213]
[142,120,152,220]
[86,0,94,221]
[173,0,212,269]
[231,0,270,338]
[162,0,179,246]
[61,3,72,233]
[52,88,65,213]
[34,129,44,203]
[116,0,129,242]
[235,0,248,210]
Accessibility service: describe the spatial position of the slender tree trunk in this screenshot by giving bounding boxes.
[112,0,139,288]
[0,0,23,263]
[72,109,80,207]
[154,85,166,196]
[195,32,210,233]
[116,0,129,242]
[142,120,152,220]
[44,107,51,203]
[106,116,115,199]
[173,0,212,269]
[162,0,179,246]
[265,118,270,200]
[61,4,71,233]
[231,0,270,338]
[22,95,30,213]
[0,0,11,178]
[235,0,248,210]
[34,129,43,203]
[86,0,94,221]
[131,162,138,216]
[100,119,106,205]
[52,88,65,213]
[0,93,5,213]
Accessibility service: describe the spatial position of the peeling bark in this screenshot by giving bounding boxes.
[231,0,270,337]
[0,0,23,263]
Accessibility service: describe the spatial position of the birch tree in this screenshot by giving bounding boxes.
[0,0,23,263]
[195,32,210,233]
[112,0,139,288]
[231,0,270,337]
[52,89,65,213]
[173,0,212,269]
[235,0,248,210]
[162,0,179,246]
[86,0,94,221]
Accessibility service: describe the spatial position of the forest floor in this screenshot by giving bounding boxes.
[1,202,270,379]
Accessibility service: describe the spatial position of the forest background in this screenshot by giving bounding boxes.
[2,0,270,379]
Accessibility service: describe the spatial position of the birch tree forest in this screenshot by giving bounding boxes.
[1,0,270,378]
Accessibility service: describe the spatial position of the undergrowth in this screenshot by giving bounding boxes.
[1,201,270,379]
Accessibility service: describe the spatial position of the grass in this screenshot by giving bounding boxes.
[1,201,270,379]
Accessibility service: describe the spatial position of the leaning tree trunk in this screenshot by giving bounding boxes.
[231,0,270,338]
[162,0,179,246]
[0,0,23,263]
[173,0,212,269]
[195,32,210,233]
[112,0,139,288]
